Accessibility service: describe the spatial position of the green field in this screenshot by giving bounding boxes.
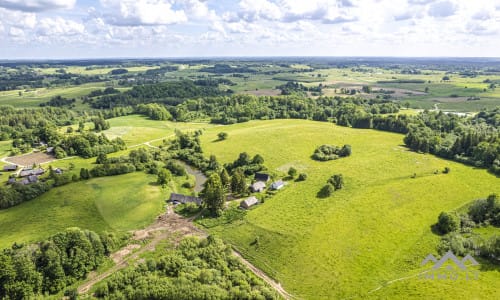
[0,172,166,249]
[198,119,500,299]
[0,82,127,108]
[104,115,216,146]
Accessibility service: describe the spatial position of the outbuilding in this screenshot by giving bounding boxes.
[240,196,259,209]
[168,193,203,206]
[270,180,285,190]
[250,181,266,193]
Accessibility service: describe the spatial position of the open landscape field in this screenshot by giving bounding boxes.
[0,58,499,299]
[0,172,165,249]
[199,119,500,299]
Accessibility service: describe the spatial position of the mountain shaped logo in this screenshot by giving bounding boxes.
[421,251,479,270]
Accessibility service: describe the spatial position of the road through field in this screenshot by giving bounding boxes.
[77,206,293,299]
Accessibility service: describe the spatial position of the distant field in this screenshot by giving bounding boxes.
[35,65,159,75]
[0,82,124,108]
[104,115,216,146]
[198,119,500,299]
[0,172,165,249]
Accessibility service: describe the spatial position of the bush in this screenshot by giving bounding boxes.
[318,184,335,198]
[297,173,308,181]
[436,212,459,234]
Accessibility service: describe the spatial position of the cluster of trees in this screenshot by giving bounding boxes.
[136,103,172,121]
[0,106,79,141]
[277,81,322,96]
[93,236,277,299]
[0,228,121,299]
[224,152,266,176]
[39,95,76,108]
[55,132,126,159]
[435,194,500,264]
[312,144,351,161]
[403,110,500,174]
[318,174,344,197]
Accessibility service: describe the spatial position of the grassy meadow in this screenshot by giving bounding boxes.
[198,119,500,299]
[104,115,216,146]
[0,172,167,249]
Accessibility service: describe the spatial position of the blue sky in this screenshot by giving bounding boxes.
[0,0,499,58]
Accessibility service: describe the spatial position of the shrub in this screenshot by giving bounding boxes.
[297,173,308,181]
[437,212,459,234]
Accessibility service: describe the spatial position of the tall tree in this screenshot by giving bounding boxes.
[219,168,231,192]
[201,173,225,216]
[230,168,247,195]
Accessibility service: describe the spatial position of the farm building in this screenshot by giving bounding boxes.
[3,165,18,172]
[54,168,63,174]
[250,181,266,192]
[19,168,45,177]
[240,196,259,209]
[169,193,203,206]
[270,180,285,190]
[254,172,270,182]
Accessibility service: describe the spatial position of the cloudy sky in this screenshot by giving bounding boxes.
[0,0,499,58]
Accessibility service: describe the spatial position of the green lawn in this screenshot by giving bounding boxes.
[198,119,500,299]
[0,172,166,249]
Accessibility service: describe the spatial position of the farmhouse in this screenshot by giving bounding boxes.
[270,180,285,190]
[240,196,259,209]
[3,165,18,172]
[250,181,266,192]
[254,172,270,182]
[169,193,203,206]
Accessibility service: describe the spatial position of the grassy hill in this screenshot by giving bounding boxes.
[0,172,167,249]
[199,119,500,299]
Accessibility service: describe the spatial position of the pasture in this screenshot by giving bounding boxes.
[198,119,500,299]
[104,115,216,146]
[0,172,167,249]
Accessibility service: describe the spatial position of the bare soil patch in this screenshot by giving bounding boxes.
[239,89,281,96]
[5,152,55,167]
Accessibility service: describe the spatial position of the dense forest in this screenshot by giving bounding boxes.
[0,228,122,299]
[93,236,278,300]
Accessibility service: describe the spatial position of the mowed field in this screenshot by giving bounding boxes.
[0,172,165,249]
[199,119,500,299]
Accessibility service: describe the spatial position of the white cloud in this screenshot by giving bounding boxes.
[9,26,23,36]
[0,0,75,12]
[37,17,84,36]
[100,0,188,26]
[428,0,457,18]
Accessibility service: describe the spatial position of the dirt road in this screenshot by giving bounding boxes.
[77,207,293,299]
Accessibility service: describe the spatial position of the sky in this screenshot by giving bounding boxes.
[0,0,499,59]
